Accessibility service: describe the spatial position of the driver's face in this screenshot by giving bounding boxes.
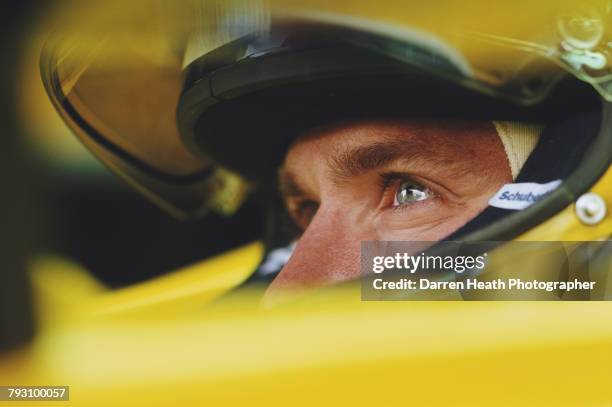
[265,119,512,299]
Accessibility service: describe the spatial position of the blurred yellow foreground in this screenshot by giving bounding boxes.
[1,239,612,407]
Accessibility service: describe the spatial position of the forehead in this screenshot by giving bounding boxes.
[283,119,496,166]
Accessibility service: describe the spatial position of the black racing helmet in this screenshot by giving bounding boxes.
[40,0,610,244]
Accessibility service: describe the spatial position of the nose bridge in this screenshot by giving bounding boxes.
[273,205,362,289]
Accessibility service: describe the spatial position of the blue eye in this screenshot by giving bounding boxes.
[393,180,431,206]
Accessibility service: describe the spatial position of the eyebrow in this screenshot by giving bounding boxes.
[328,138,448,181]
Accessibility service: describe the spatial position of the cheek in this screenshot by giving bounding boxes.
[372,198,484,241]
[379,217,469,241]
